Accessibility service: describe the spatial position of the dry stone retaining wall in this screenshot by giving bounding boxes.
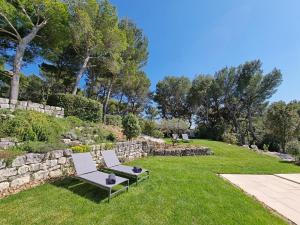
[0,141,149,198]
[0,97,64,118]
[0,140,213,198]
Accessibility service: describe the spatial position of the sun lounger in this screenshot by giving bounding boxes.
[101,150,150,185]
[182,133,190,142]
[72,152,129,202]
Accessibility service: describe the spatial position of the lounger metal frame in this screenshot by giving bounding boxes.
[74,172,129,202]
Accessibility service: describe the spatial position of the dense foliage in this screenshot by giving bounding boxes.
[0,110,70,142]
[47,94,102,122]
[122,113,141,140]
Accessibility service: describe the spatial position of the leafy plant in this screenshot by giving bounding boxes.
[71,145,91,153]
[222,131,238,145]
[47,94,103,122]
[12,141,67,153]
[122,113,141,140]
[286,141,300,162]
[106,133,116,142]
[0,110,69,142]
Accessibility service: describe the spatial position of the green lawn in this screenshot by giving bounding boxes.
[1,140,300,225]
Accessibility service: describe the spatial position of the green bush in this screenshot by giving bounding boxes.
[142,120,157,135]
[13,141,67,153]
[222,131,238,145]
[71,145,91,153]
[122,113,141,140]
[152,130,164,138]
[65,116,84,127]
[105,115,122,127]
[0,110,69,142]
[106,132,116,142]
[286,141,300,161]
[47,94,102,122]
[142,120,164,138]
[74,123,110,144]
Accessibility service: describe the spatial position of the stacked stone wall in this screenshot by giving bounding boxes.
[0,98,64,118]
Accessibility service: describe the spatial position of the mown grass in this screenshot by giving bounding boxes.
[1,139,300,225]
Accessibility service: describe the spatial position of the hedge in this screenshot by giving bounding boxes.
[47,94,102,122]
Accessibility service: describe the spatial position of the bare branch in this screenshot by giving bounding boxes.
[0,28,18,40]
[0,12,21,40]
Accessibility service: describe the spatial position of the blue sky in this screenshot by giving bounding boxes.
[23,0,300,102]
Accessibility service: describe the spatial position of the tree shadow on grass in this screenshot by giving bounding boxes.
[278,160,300,166]
[50,177,138,203]
[50,177,109,203]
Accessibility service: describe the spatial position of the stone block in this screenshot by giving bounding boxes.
[10,175,30,187]
[0,98,9,104]
[0,182,10,192]
[58,157,67,165]
[46,159,58,167]
[33,171,49,181]
[48,165,61,171]
[0,159,5,169]
[11,156,26,167]
[44,105,51,110]
[27,102,41,108]
[62,139,71,144]
[0,168,17,182]
[18,101,28,107]
[26,153,44,164]
[50,150,64,159]
[18,165,30,175]
[0,141,15,150]
[0,103,9,109]
[30,163,41,172]
[49,170,62,178]
[10,99,18,105]
[63,149,72,157]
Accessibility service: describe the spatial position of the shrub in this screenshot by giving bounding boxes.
[14,141,67,153]
[286,141,300,161]
[106,132,116,142]
[65,116,84,127]
[47,94,102,122]
[75,123,109,144]
[222,131,238,145]
[152,130,164,138]
[0,110,69,142]
[71,145,91,153]
[142,120,157,135]
[122,114,141,140]
[263,144,269,152]
[105,115,122,127]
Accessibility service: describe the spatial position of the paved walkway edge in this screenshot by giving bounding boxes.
[219,174,296,225]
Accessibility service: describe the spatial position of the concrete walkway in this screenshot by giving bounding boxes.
[221,174,300,225]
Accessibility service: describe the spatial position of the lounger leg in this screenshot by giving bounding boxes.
[127,180,129,191]
[108,189,111,203]
[136,176,138,186]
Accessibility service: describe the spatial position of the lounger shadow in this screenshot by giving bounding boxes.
[101,150,150,185]
[72,153,129,202]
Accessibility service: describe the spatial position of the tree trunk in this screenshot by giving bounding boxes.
[10,25,44,102]
[72,55,90,95]
[10,42,25,101]
[102,77,114,123]
[247,108,257,143]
